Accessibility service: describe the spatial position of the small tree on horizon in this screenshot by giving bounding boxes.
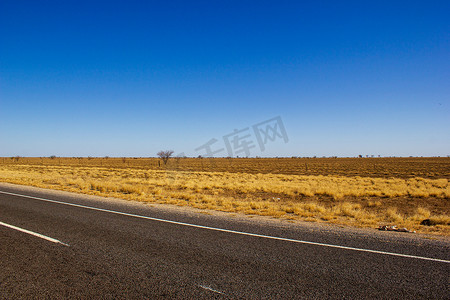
[157,150,174,165]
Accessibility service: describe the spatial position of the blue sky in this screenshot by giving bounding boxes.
[1,1,449,157]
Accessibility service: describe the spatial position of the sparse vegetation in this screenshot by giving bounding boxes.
[0,157,449,235]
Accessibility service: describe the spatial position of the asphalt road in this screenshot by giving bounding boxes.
[0,183,449,299]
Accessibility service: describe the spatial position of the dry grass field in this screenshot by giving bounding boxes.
[0,157,449,235]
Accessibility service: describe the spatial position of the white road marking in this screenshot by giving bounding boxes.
[0,221,69,246]
[198,285,224,295]
[1,190,449,264]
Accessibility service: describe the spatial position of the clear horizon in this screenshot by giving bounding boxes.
[1,1,449,158]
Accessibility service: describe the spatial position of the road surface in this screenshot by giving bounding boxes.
[0,183,449,299]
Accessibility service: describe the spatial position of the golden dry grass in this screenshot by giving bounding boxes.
[2,156,450,179]
[0,160,448,235]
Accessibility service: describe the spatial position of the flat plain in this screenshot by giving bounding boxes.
[0,157,448,235]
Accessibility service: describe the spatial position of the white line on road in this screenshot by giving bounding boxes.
[0,221,69,246]
[198,285,225,295]
[1,190,449,263]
